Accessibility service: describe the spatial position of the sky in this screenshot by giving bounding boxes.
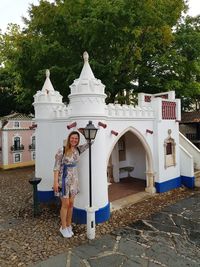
[0,0,200,33]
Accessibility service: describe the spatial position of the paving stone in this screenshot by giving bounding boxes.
[145,242,199,267]
[118,238,146,257]
[88,254,127,267]
[74,235,117,258]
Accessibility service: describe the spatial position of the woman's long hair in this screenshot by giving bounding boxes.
[64,131,80,156]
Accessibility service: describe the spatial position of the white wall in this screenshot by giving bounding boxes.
[179,145,194,177]
[154,120,180,182]
[124,131,146,179]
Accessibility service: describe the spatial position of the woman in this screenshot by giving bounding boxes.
[53,131,89,238]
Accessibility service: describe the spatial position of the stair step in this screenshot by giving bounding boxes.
[194,170,200,187]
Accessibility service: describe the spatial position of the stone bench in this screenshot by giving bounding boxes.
[119,166,134,178]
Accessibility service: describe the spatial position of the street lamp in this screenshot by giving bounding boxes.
[82,121,98,239]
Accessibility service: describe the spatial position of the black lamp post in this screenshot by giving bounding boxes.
[82,121,98,208]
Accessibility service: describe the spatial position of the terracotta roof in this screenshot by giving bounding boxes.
[181,111,200,123]
[0,112,34,120]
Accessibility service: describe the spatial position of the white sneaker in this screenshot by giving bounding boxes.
[60,227,72,238]
[67,225,74,236]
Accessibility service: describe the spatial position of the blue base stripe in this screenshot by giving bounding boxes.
[37,190,110,224]
[155,177,181,193]
[181,176,195,188]
[155,176,195,193]
[38,190,55,202]
[72,203,110,224]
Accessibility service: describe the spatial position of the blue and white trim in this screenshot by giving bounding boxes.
[72,203,110,224]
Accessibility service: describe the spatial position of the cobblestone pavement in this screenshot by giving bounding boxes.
[31,192,200,267]
[0,167,199,267]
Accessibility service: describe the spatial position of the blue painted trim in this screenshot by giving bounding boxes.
[155,177,181,193]
[181,176,195,189]
[38,190,55,202]
[72,202,110,224]
[155,175,195,193]
[37,190,110,224]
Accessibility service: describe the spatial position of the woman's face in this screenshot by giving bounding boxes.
[69,134,79,147]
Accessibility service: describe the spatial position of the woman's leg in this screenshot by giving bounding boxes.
[66,196,75,227]
[60,197,69,229]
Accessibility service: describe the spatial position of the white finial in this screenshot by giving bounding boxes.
[46,69,50,78]
[83,51,89,62]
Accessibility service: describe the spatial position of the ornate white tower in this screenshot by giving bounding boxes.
[68,52,110,224]
[68,51,107,116]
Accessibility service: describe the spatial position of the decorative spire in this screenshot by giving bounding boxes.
[46,69,50,78]
[79,51,95,79]
[41,69,55,92]
[83,51,89,62]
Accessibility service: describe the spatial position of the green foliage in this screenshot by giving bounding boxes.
[1,0,199,114]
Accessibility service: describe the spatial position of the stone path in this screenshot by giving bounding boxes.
[31,192,200,267]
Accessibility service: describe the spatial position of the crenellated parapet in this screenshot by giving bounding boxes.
[105,104,154,118]
[34,90,63,104]
[33,54,181,122]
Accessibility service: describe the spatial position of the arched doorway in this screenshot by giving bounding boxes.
[107,127,156,202]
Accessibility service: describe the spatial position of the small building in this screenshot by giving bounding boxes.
[0,113,36,169]
[33,52,200,224]
[180,111,200,149]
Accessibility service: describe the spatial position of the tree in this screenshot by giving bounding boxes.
[0,0,188,113]
[173,15,200,111]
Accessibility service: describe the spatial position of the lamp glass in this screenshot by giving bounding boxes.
[83,121,98,140]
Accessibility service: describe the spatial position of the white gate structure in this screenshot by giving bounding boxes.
[33,52,195,224]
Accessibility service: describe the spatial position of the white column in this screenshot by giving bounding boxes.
[145,171,156,194]
[111,143,120,183]
[2,131,8,166]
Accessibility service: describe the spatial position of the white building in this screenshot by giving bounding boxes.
[33,52,200,224]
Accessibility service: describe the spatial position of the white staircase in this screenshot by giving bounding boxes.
[179,132,200,187]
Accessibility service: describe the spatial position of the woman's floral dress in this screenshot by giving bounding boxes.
[53,143,89,198]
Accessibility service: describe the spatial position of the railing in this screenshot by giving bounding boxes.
[162,101,176,120]
[29,144,36,150]
[186,133,198,141]
[11,145,24,151]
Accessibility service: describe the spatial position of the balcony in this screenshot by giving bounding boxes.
[29,144,35,150]
[11,145,24,151]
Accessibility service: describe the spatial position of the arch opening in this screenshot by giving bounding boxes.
[107,127,156,202]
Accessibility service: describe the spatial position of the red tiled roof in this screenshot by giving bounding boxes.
[0,112,34,120]
[181,111,200,123]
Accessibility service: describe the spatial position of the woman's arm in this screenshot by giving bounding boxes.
[77,141,94,154]
[53,148,62,192]
[53,171,59,192]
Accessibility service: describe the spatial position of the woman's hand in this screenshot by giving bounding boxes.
[53,181,59,192]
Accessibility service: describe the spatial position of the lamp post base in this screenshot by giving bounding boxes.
[86,207,98,240]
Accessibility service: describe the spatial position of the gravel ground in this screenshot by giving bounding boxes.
[0,166,199,267]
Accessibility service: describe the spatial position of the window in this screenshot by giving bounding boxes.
[32,136,35,146]
[166,142,172,155]
[14,121,20,128]
[14,137,20,150]
[14,153,21,163]
[32,152,36,160]
[29,136,35,150]
[164,129,176,168]
[118,136,126,161]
